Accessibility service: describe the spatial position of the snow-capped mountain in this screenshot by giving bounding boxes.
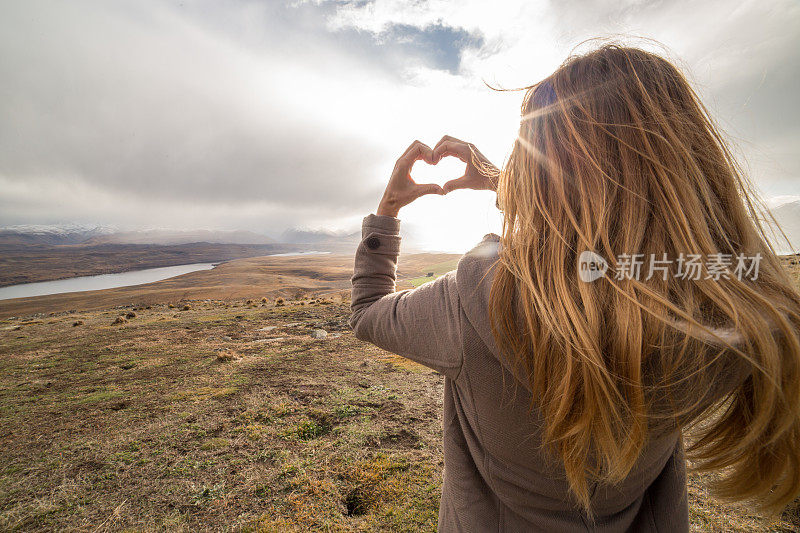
[0,224,278,246]
[0,224,117,245]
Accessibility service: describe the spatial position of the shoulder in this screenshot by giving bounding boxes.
[455,233,501,308]
[457,233,501,282]
[451,233,503,356]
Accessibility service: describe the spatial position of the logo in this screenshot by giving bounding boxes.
[578,251,608,282]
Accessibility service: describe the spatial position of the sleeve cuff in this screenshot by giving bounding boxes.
[362,214,401,237]
[360,214,401,255]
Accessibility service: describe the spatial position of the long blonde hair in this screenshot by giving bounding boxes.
[489,44,800,514]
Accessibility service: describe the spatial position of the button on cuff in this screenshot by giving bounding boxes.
[361,231,400,255]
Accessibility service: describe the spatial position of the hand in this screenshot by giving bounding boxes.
[377,140,445,217]
[432,135,499,193]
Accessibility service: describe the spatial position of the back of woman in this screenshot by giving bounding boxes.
[350,44,800,532]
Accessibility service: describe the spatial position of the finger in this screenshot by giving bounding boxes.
[433,141,470,163]
[433,135,450,151]
[414,183,445,197]
[433,134,466,150]
[442,176,470,194]
[399,140,435,167]
[401,139,421,156]
[400,139,432,160]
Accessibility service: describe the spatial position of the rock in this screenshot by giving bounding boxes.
[311,329,328,339]
[182,305,191,311]
[222,336,233,342]
[112,316,127,325]
[257,326,278,332]
[30,380,53,392]
[110,400,129,411]
[284,322,302,327]
[126,311,137,319]
[216,350,240,362]
[72,320,84,327]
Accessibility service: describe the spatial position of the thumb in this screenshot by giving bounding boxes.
[442,176,468,194]
[415,183,445,197]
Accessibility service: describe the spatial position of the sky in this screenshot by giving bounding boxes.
[1,0,798,252]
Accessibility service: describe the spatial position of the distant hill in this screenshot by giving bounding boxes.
[0,225,276,246]
[1,224,362,249]
[83,229,276,246]
[0,224,116,245]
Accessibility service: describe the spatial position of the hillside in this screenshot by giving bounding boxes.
[0,253,459,318]
[0,257,798,531]
[1,298,798,531]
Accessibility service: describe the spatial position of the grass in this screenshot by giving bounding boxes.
[0,257,799,530]
[0,298,443,531]
[407,259,460,287]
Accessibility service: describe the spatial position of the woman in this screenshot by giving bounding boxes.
[350,45,800,531]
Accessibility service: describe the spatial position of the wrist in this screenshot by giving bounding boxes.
[377,198,400,218]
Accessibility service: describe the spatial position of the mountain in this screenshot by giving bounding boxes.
[0,224,117,245]
[83,229,276,246]
[0,225,276,246]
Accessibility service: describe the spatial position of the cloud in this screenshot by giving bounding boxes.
[1,2,393,208]
[0,0,797,250]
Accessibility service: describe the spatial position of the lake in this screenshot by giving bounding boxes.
[0,251,333,301]
[0,263,217,301]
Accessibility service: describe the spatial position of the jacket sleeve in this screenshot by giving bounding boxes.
[349,214,463,380]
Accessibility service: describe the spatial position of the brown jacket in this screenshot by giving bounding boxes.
[350,214,689,532]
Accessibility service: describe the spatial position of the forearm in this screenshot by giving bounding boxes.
[348,213,463,378]
[349,214,402,324]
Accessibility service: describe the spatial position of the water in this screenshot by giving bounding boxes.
[0,251,334,301]
[0,263,217,301]
[267,251,331,257]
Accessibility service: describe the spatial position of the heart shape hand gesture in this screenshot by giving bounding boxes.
[377,136,499,217]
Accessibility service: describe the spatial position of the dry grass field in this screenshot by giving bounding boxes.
[0,254,799,531]
[0,252,459,319]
